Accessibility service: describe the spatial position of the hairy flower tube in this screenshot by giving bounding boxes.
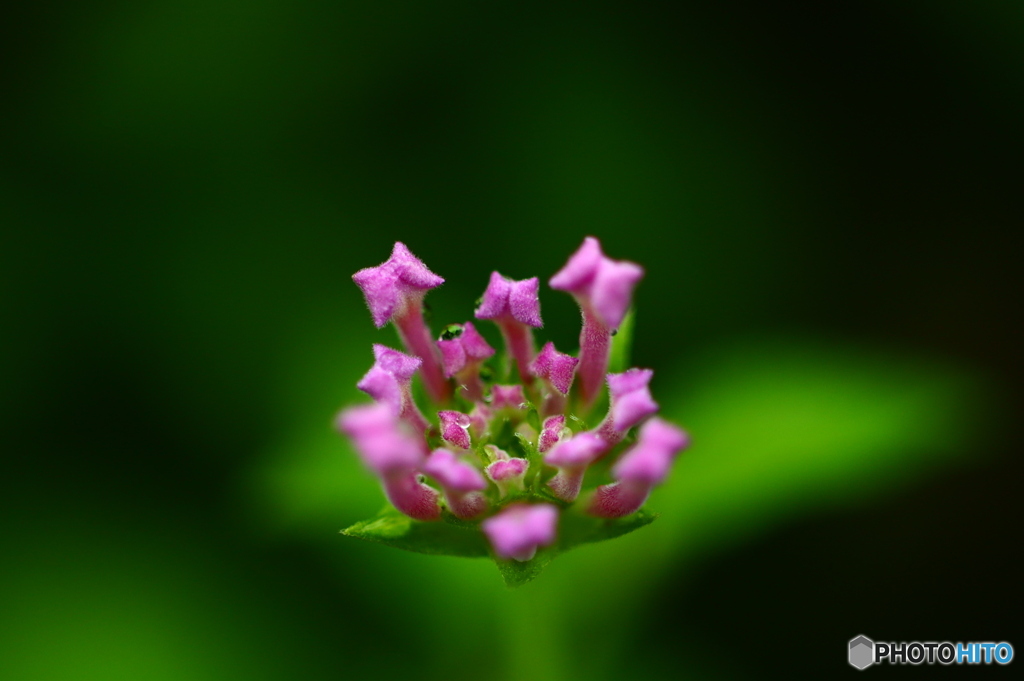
[339,238,690,567]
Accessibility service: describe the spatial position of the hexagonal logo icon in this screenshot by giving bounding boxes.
[849,635,874,670]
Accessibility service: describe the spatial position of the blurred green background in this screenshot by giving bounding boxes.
[2,1,1021,679]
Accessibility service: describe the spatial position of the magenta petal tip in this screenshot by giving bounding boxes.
[530,342,579,395]
[544,432,606,468]
[371,344,421,381]
[607,368,659,431]
[475,271,543,328]
[549,237,643,330]
[336,403,424,476]
[352,242,444,327]
[423,448,487,492]
[612,417,690,486]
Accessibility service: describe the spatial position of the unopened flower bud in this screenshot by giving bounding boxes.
[484,445,529,498]
[538,414,568,453]
[437,410,473,450]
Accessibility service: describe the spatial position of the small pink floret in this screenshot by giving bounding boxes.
[438,410,473,450]
[548,237,603,292]
[336,403,423,475]
[352,242,444,328]
[372,343,421,380]
[538,415,566,453]
[487,458,528,481]
[543,432,607,501]
[587,417,690,518]
[612,417,690,486]
[356,345,422,414]
[530,342,579,395]
[482,503,558,562]
[607,368,659,432]
[549,236,643,330]
[485,448,529,498]
[423,449,487,492]
[355,366,403,414]
[475,272,543,328]
[544,432,606,468]
[437,322,495,377]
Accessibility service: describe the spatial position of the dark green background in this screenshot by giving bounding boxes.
[2,2,1020,679]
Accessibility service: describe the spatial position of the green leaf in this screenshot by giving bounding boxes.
[342,508,489,557]
[607,308,636,373]
[495,508,658,588]
[342,504,658,587]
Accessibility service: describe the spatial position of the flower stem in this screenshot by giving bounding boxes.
[393,301,450,403]
[576,305,610,409]
[498,319,535,386]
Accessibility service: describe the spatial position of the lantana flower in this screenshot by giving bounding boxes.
[338,238,690,585]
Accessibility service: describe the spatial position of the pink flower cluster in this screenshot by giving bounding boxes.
[337,238,690,562]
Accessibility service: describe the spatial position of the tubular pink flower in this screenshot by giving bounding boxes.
[483,445,529,498]
[549,237,644,407]
[543,432,606,502]
[586,418,690,518]
[352,242,449,402]
[357,344,429,435]
[423,449,488,519]
[595,368,659,447]
[438,410,473,450]
[475,272,542,383]
[537,414,567,453]
[482,503,558,562]
[336,403,440,521]
[436,322,494,401]
[530,341,579,416]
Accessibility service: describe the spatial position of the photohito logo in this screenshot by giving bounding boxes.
[848,635,1014,669]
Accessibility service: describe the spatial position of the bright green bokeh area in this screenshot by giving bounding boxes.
[0,517,299,681]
